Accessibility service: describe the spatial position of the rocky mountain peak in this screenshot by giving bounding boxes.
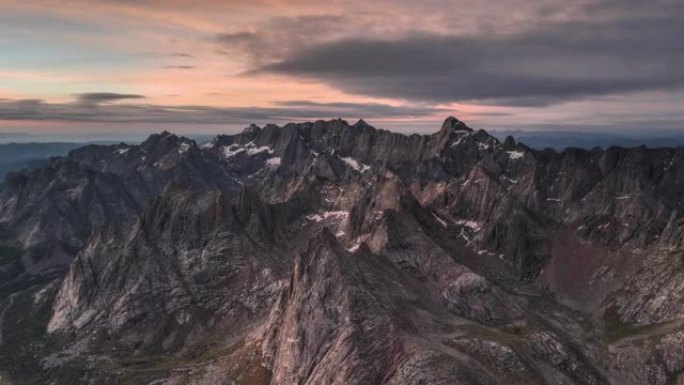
[138,131,198,162]
[140,130,182,150]
[502,135,517,150]
[353,119,372,129]
[440,116,472,134]
[243,123,262,135]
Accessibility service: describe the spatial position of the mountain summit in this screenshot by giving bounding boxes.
[1,118,683,384]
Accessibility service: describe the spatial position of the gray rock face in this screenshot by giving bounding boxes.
[0,117,684,384]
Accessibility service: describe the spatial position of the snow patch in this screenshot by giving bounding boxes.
[451,137,465,147]
[506,150,525,160]
[665,157,675,171]
[455,219,480,231]
[246,144,273,156]
[346,243,361,252]
[450,131,473,147]
[340,156,370,172]
[459,229,472,246]
[222,144,245,158]
[433,214,448,228]
[178,142,190,154]
[266,157,281,167]
[222,142,273,159]
[306,211,348,222]
[115,148,129,155]
[503,176,518,184]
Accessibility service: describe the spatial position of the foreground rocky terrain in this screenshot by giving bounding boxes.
[1,117,683,384]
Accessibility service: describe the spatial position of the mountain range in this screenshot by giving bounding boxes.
[0,117,683,385]
[0,142,95,180]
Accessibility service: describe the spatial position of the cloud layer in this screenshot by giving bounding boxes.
[249,1,684,106]
[74,93,145,105]
[0,97,447,124]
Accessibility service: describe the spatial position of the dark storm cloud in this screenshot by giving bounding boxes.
[0,98,446,124]
[74,92,145,105]
[253,2,684,106]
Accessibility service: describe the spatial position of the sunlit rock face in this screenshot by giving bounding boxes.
[2,117,684,384]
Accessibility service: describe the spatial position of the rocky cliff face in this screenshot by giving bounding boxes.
[1,117,684,384]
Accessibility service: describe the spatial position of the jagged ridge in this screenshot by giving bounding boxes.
[0,117,684,384]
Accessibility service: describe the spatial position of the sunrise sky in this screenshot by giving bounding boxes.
[1,0,683,140]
